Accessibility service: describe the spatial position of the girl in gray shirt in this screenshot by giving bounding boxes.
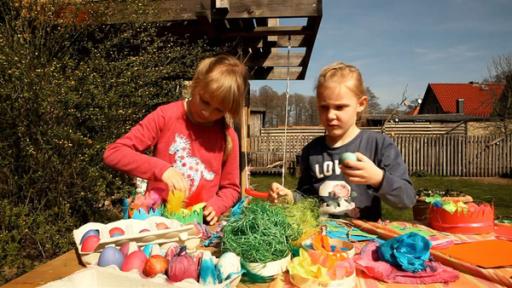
[269,62,415,221]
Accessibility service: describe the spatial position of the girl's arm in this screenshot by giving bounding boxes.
[376,138,416,209]
[103,107,172,182]
[205,128,241,216]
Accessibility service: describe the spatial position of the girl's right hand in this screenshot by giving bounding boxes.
[268,182,294,204]
[161,167,189,194]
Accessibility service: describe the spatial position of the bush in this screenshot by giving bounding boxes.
[411,170,430,177]
[0,0,223,283]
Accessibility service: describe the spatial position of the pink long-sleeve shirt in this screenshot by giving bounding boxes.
[103,100,240,216]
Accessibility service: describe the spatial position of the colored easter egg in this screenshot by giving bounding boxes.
[155,222,169,230]
[139,228,150,233]
[217,252,241,281]
[98,246,125,269]
[109,227,125,238]
[120,241,139,257]
[121,250,147,273]
[340,152,357,164]
[80,229,99,244]
[164,242,181,261]
[80,234,100,253]
[199,251,218,285]
[143,255,169,278]
[167,250,199,282]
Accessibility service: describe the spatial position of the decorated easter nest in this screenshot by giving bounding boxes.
[428,201,494,234]
[416,189,473,203]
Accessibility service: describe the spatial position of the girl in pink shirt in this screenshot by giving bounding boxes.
[103,55,248,225]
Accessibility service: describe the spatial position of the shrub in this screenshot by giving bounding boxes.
[0,0,223,283]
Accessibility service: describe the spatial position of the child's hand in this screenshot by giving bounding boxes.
[268,182,294,204]
[203,205,218,225]
[340,152,384,188]
[161,167,189,194]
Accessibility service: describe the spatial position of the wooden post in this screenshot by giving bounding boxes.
[239,83,250,195]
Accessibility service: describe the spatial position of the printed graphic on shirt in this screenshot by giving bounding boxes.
[169,134,215,191]
[313,159,342,178]
[318,180,355,216]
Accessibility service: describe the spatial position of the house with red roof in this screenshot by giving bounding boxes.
[418,82,505,117]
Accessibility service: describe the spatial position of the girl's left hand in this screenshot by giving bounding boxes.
[203,205,218,225]
[340,152,384,188]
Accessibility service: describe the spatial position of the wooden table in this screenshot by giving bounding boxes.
[1,249,508,288]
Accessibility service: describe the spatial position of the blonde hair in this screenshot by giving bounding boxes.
[190,54,248,118]
[190,54,248,161]
[315,62,367,99]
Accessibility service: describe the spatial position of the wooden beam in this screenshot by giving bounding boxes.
[70,0,320,24]
[223,25,311,37]
[267,18,279,42]
[82,1,208,24]
[219,0,321,18]
[251,67,303,80]
[297,15,321,79]
[247,48,305,67]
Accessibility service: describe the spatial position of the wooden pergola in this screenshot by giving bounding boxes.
[55,0,323,80]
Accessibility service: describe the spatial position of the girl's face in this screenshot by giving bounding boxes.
[317,81,367,143]
[187,89,226,124]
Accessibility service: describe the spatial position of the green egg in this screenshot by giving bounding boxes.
[340,152,357,163]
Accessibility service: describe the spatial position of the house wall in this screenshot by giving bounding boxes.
[467,120,512,136]
[418,86,444,114]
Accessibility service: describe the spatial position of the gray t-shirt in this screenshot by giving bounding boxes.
[297,130,416,221]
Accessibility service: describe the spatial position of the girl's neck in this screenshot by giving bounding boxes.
[326,126,360,148]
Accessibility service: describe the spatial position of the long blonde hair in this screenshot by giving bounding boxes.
[190,55,249,161]
[315,62,367,99]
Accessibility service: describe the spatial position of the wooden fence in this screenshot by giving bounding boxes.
[248,134,512,177]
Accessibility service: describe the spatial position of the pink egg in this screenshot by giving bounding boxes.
[155,223,169,230]
[80,229,100,244]
[121,250,147,273]
[120,242,138,256]
[80,235,100,252]
[109,227,125,237]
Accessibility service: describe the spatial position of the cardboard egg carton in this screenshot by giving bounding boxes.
[41,256,242,288]
[73,216,201,265]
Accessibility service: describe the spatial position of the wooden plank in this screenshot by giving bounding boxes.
[220,0,321,18]
[252,67,302,80]
[1,250,83,288]
[298,15,321,79]
[85,1,206,24]
[247,48,305,67]
[225,25,312,37]
[73,0,321,23]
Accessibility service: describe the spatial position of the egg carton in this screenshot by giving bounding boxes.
[74,216,201,265]
[40,265,241,288]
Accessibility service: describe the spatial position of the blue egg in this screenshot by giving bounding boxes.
[80,229,100,244]
[340,152,357,163]
[98,246,125,269]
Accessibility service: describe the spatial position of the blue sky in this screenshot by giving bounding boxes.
[250,0,512,108]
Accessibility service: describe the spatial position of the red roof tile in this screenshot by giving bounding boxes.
[429,83,504,117]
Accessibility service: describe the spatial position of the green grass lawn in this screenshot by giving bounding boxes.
[248,175,512,221]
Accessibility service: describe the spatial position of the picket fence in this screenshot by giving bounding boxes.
[248,134,512,177]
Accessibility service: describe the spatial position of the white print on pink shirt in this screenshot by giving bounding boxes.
[169,134,215,191]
